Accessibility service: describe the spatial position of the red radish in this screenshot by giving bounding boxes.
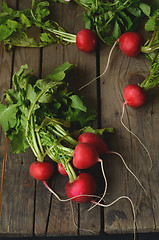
[123,84,146,108]
[65,172,97,203]
[73,142,107,207]
[73,142,99,169]
[29,161,54,181]
[76,29,97,53]
[78,132,109,156]
[119,32,143,57]
[57,162,68,176]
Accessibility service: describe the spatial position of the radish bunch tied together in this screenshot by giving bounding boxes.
[29,131,146,205]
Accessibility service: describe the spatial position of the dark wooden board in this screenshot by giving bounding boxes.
[0,0,159,238]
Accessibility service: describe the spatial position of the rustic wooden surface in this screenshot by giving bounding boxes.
[0,0,159,238]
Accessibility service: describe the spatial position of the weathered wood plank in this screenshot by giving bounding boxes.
[34,1,79,236]
[1,0,158,237]
[0,0,41,236]
[0,0,18,236]
[100,43,156,234]
[37,1,100,236]
[60,2,101,236]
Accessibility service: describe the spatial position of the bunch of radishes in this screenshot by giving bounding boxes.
[29,31,150,203]
[29,129,146,206]
[29,132,107,203]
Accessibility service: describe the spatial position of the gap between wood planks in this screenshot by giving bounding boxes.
[0,41,16,215]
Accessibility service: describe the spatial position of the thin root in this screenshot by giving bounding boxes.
[91,195,136,240]
[78,39,118,91]
[109,150,147,196]
[121,102,153,172]
[70,201,96,234]
[88,159,108,211]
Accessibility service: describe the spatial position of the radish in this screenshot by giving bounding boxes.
[76,29,97,53]
[73,142,99,169]
[72,142,107,206]
[65,172,97,203]
[78,132,109,156]
[57,162,68,176]
[51,28,97,53]
[123,84,146,108]
[119,32,143,57]
[29,161,54,181]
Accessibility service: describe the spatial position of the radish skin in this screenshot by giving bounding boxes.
[65,173,97,203]
[119,32,143,57]
[123,84,146,108]
[29,161,54,181]
[57,162,68,176]
[73,142,108,206]
[76,29,97,53]
[43,180,101,202]
[73,142,99,169]
[78,132,109,156]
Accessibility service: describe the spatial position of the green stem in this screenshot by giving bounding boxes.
[60,160,77,183]
[140,75,159,90]
[73,0,90,10]
[36,131,45,156]
[57,145,74,156]
[30,116,44,162]
[44,28,76,43]
[67,161,77,182]
[53,124,78,146]
[141,43,159,54]
[25,82,63,161]
[25,81,62,139]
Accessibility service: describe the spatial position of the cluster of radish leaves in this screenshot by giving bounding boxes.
[0,0,77,50]
[0,61,144,211]
[0,0,97,53]
[73,0,151,45]
[0,62,115,200]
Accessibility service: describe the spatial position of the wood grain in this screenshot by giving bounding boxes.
[100,43,157,234]
[0,0,17,236]
[0,0,159,237]
[0,0,40,236]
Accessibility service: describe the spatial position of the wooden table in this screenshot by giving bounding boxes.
[0,0,159,238]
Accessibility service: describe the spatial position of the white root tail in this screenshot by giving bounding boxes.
[78,39,119,91]
[70,201,96,234]
[88,159,108,211]
[91,195,136,240]
[121,102,152,172]
[109,150,147,196]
